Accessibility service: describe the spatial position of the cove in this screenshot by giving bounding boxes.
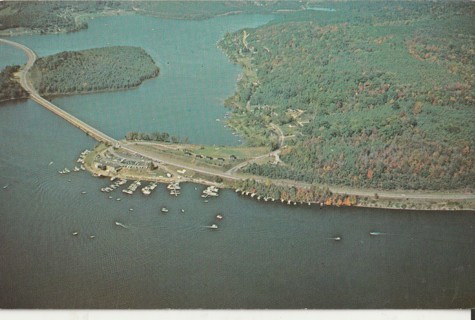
[0,13,474,309]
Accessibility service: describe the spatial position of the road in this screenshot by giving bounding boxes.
[0,38,118,145]
[2,38,474,205]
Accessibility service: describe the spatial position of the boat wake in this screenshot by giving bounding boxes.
[369,231,389,236]
[115,221,129,229]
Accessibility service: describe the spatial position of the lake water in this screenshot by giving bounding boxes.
[0,14,474,309]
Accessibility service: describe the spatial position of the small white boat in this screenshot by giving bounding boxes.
[72,232,79,236]
[161,207,169,213]
[370,231,384,236]
[48,161,54,166]
[3,184,8,189]
[181,209,185,213]
[73,167,80,172]
[167,183,180,190]
[206,224,218,229]
[81,191,87,194]
[216,214,223,220]
[116,198,121,201]
[115,221,128,229]
[328,236,341,241]
[89,235,95,239]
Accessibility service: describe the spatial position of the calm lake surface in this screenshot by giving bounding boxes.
[0,14,474,309]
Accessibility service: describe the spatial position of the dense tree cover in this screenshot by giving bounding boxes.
[132,0,303,20]
[219,1,475,191]
[125,131,184,144]
[0,65,28,103]
[234,178,358,206]
[0,1,303,35]
[0,1,91,34]
[30,46,159,96]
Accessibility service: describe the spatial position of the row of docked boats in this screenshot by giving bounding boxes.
[201,185,219,198]
[141,182,158,195]
[101,178,127,193]
[58,151,89,175]
[167,182,181,196]
[122,180,141,195]
[77,149,90,164]
[58,164,86,174]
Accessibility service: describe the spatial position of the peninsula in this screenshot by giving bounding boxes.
[2,1,474,211]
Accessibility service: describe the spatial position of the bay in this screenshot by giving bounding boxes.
[0,13,474,309]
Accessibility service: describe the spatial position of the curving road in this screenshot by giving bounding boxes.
[0,38,118,145]
[2,38,474,205]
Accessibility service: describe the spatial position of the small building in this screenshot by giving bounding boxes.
[94,163,107,171]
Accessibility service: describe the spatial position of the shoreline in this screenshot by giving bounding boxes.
[84,142,475,212]
[4,14,472,212]
[85,163,475,212]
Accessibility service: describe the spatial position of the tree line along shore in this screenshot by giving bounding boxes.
[218,1,474,193]
[85,141,475,211]
[1,1,473,210]
[0,46,159,102]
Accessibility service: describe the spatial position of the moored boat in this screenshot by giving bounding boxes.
[170,189,180,196]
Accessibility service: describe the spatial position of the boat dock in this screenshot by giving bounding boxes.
[202,185,219,198]
[167,182,181,196]
[122,180,141,195]
[141,182,158,195]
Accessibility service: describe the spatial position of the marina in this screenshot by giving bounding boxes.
[1,11,473,310]
[202,185,219,198]
[141,182,158,195]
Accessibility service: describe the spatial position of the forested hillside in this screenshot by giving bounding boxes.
[30,46,159,96]
[0,65,28,102]
[0,1,90,34]
[0,1,302,35]
[219,1,475,191]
